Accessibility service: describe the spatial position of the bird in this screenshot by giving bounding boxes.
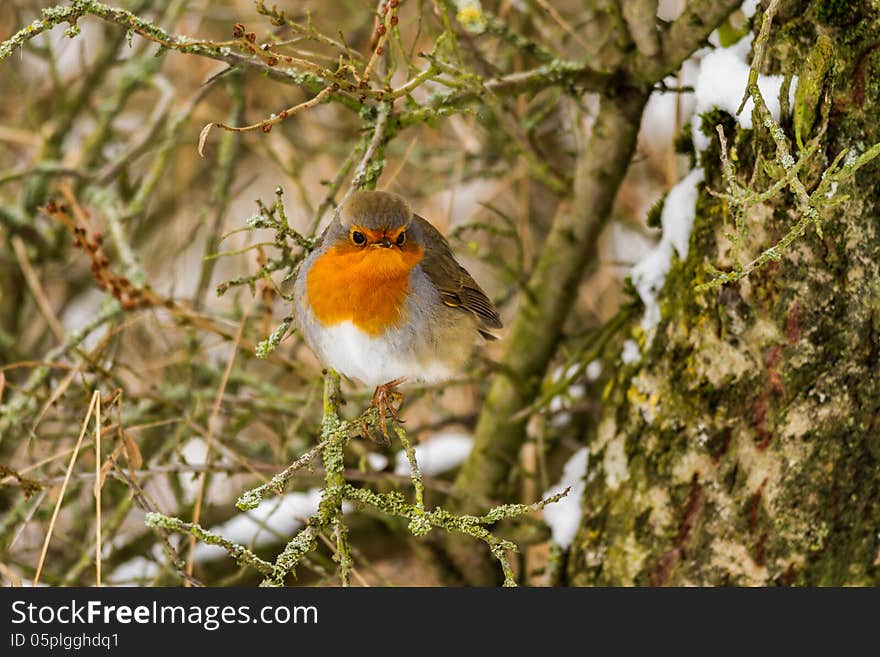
[293,190,502,434]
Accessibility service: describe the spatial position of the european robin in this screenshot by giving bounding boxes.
[293,190,502,434]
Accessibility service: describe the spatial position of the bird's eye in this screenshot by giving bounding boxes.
[351,231,366,245]
[395,231,406,246]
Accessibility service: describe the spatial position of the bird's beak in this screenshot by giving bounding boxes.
[374,236,393,248]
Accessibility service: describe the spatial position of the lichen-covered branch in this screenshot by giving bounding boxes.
[144,512,274,575]
[149,369,565,586]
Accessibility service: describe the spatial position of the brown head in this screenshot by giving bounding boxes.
[337,190,414,249]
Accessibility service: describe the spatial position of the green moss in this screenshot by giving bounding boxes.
[698,108,736,140]
[649,192,721,341]
[673,125,696,169]
[646,193,666,229]
[815,0,865,27]
[793,34,833,149]
[796,426,880,584]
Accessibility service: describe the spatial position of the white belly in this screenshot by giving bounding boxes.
[313,321,453,387]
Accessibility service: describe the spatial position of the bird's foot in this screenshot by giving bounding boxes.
[369,378,406,441]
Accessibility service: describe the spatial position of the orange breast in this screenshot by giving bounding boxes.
[306,243,424,336]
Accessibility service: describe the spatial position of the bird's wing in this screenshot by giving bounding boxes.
[413,214,502,338]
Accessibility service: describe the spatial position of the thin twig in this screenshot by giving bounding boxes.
[198,86,334,157]
[236,439,329,510]
[94,393,102,587]
[11,236,66,342]
[33,391,99,586]
[336,103,391,213]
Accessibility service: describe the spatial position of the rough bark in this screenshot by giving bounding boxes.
[568,0,880,586]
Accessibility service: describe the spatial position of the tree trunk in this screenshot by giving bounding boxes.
[446,0,743,586]
[568,1,880,586]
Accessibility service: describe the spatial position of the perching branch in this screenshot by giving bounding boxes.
[149,370,565,586]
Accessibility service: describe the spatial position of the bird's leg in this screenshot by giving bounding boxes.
[370,377,406,439]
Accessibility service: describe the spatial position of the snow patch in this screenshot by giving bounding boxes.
[609,221,658,271]
[394,432,473,476]
[621,339,642,365]
[662,167,704,261]
[366,452,389,471]
[193,489,327,562]
[741,0,760,18]
[108,557,160,585]
[542,448,589,549]
[631,168,704,330]
[692,34,790,152]
[176,438,229,503]
[547,365,587,427]
[548,365,586,409]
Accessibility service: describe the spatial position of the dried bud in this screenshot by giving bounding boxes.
[278,110,288,119]
[376,46,384,55]
[46,201,57,213]
[245,32,256,43]
[232,23,245,37]
[262,124,272,133]
[93,231,103,244]
[73,238,82,249]
[389,0,398,7]
[390,15,398,26]
[377,25,386,36]
[267,56,278,66]
[100,255,109,267]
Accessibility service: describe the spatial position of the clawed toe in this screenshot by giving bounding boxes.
[369,378,406,441]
